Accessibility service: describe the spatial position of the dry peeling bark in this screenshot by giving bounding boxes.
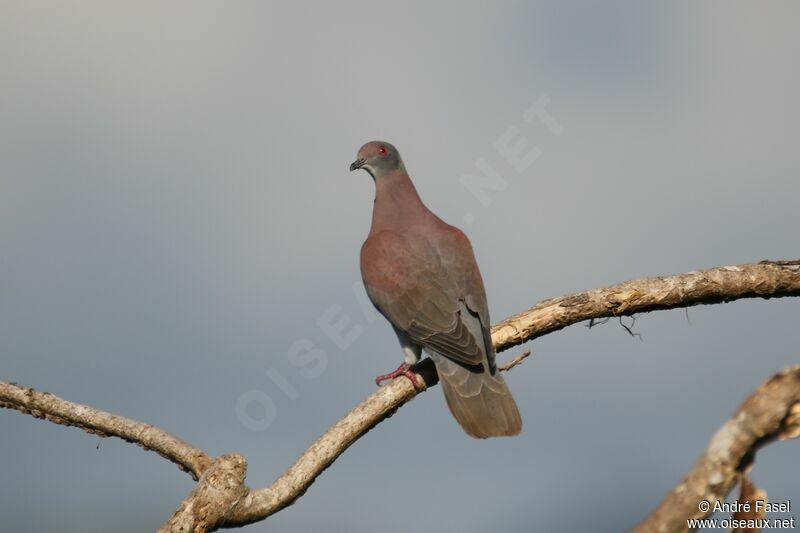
[1,259,799,532]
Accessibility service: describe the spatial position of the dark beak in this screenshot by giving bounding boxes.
[349,158,366,172]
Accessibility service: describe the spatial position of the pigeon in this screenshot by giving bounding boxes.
[350,141,522,438]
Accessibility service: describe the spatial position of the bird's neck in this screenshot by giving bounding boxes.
[370,170,430,233]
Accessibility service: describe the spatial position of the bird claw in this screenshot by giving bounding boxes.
[375,362,422,389]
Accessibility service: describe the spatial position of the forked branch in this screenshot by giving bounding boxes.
[1,259,798,532]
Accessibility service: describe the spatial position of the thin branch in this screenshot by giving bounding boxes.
[586,317,611,328]
[618,315,644,340]
[222,360,438,527]
[1,258,798,532]
[491,259,800,353]
[633,365,800,533]
[0,382,211,480]
[498,348,532,372]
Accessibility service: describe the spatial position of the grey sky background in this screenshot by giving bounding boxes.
[1,2,798,532]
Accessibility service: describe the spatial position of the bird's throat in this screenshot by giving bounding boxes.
[370,171,428,233]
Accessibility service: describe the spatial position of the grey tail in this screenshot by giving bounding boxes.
[430,353,522,439]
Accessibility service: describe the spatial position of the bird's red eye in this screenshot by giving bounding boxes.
[377,146,388,156]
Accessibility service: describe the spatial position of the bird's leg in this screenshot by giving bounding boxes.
[374,362,421,389]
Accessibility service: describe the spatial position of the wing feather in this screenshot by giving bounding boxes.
[361,226,495,369]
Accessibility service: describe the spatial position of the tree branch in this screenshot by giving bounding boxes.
[0,381,212,480]
[1,258,798,532]
[633,365,800,533]
[222,361,438,527]
[158,453,248,532]
[498,348,532,372]
[491,259,800,352]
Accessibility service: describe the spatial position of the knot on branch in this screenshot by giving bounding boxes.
[159,454,248,533]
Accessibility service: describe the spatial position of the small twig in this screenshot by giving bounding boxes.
[618,315,643,341]
[499,348,532,372]
[586,317,611,328]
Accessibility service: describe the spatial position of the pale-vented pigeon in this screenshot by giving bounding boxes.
[350,141,522,438]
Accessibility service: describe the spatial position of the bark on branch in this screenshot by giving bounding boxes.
[633,365,800,533]
[0,381,212,480]
[1,258,798,532]
[491,259,800,352]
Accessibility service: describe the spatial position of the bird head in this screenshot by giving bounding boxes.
[350,141,404,179]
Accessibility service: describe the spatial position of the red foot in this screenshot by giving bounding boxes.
[375,362,421,389]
